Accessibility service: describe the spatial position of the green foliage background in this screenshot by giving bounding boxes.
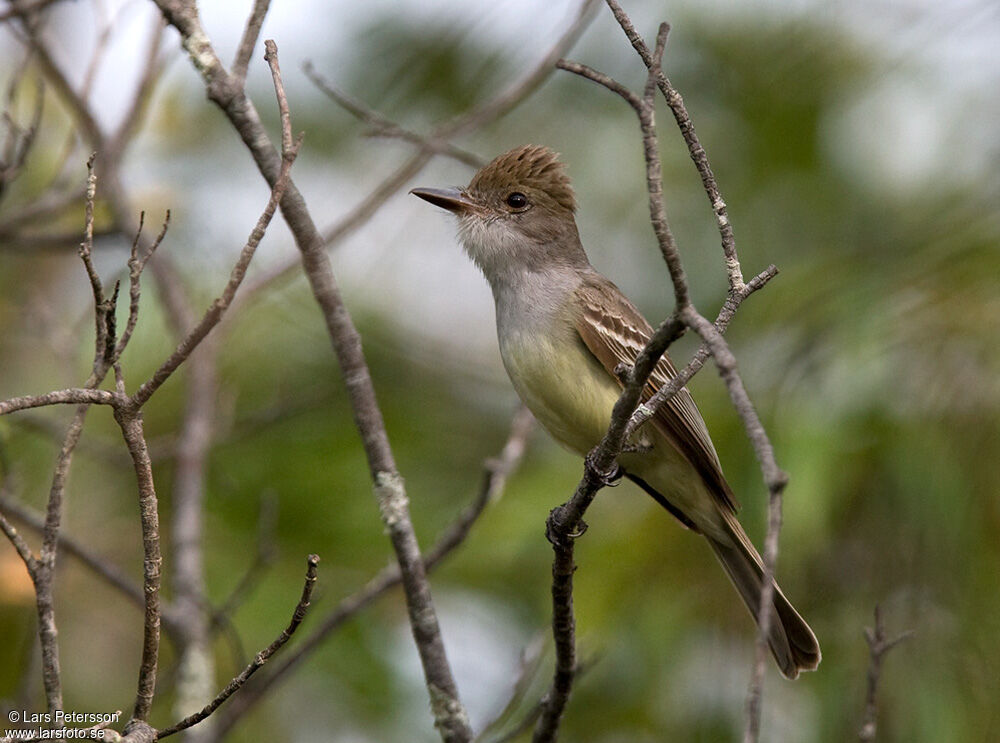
[1,1,998,741]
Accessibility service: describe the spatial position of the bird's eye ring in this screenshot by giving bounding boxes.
[505,192,528,209]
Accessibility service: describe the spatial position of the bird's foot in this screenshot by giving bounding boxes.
[545,505,588,547]
[584,451,622,487]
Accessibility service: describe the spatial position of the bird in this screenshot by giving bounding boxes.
[411,144,820,679]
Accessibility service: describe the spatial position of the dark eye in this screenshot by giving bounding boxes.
[505,192,528,209]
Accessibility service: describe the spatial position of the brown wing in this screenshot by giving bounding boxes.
[574,276,738,514]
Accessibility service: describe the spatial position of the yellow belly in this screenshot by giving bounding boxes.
[500,327,620,457]
[499,324,726,538]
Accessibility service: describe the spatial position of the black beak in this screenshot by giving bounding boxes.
[410,187,478,213]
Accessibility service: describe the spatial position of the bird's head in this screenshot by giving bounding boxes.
[411,145,587,282]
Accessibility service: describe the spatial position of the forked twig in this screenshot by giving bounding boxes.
[858,605,913,742]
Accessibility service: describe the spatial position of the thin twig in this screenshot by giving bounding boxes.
[263,40,293,154]
[442,0,600,139]
[156,554,320,739]
[625,266,778,440]
[231,0,270,84]
[302,61,482,168]
[603,0,743,289]
[113,210,170,363]
[0,504,37,570]
[0,493,145,609]
[555,57,689,307]
[129,131,300,408]
[0,388,121,415]
[858,605,913,742]
[79,153,108,355]
[235,150,435,300]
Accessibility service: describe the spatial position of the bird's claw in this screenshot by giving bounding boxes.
[584,452,622,487]
[602,464,623,486]
[545,506,589,547]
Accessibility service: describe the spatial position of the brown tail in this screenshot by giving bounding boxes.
[707,512,821,679]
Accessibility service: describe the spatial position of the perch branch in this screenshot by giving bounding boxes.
[535,5,790,739]
[858,605,913,742]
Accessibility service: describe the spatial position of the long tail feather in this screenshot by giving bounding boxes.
[707,512,821,679]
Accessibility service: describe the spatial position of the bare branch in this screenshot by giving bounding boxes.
[858,605,913,742]
[441,0,600,138]
[3,151,144,716]
[263,40,293,154]
[302,62,482,168]
[25,26,104,148]
[112,400,163,723]
[625,266,778,440]
[156,554,320,739]
[232,0,271,84]
[0,493,145,609]
[130,129,300,408]
[0,503,37,572]
[113,210,171,363]
[603,0,743,289]
[78,153,113,362]
[0,388,121,415]
[555,53,688,307]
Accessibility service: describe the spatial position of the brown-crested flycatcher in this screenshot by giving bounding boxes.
[411,145,820,679]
